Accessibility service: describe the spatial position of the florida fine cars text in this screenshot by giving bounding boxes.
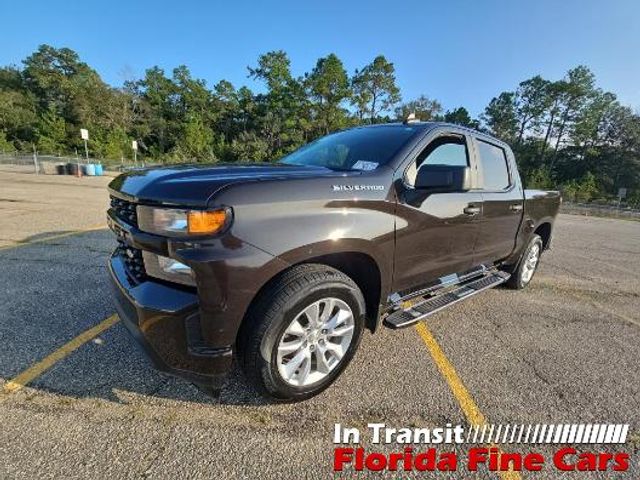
[332,423,630,474]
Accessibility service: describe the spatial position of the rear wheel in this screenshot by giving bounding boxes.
[238,264,365,401]
[505,234,543,290]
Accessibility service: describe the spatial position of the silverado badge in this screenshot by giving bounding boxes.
[332,185,385,192]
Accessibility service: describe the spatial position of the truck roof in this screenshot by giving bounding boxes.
[352,121,510,149]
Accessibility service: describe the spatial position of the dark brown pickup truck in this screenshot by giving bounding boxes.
[107,122,560,401]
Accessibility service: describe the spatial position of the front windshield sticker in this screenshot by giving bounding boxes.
[352,160,379,171]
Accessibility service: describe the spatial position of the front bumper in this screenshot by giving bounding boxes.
[109,254,233,388]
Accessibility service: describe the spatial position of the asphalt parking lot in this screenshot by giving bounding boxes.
[0,170,639,479]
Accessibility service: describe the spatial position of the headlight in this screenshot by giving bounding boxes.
[137,206,232,237]
[142,251,196,286]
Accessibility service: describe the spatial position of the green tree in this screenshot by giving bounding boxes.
[0,130,14,152]
[538,80,565,158]
[248,50,293,94]
[0,67,38,146]
[442,107,479,128]
[173,65,213,119]
[36,106,67,154]
[248,50,309,157]
[306,54,351,135]
[481,92,518,142]
[23,45,111,128]
[20,45,134,156]
[230,131,269,161]
[22,45,88,114]
[132,66,180,157]
[237,86,258,134]
[525,166,554,189]
[395,95,442,121]
[563,172,598,202]
[102,128,131,160]
[514,75,551,142]
[351,55,400,122]
[174,113,214,161]
[550,66,596,163]
[212,80,240,142]
[572,90,619,148]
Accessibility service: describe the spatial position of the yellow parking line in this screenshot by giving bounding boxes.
[416,322,521,480]
[1,314,120,397]
[0,224,108,252]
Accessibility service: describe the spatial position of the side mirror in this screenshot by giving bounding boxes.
[414,165,471,192]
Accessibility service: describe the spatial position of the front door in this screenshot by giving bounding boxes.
[471,137,524,265]
[393,132,482,294]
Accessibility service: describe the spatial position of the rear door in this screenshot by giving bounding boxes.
[471,137,524,265]
[393,129,483,294]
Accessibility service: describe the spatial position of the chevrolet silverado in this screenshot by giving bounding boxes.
[107,122,561,401]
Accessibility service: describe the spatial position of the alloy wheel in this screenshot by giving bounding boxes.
[276,297,355,387]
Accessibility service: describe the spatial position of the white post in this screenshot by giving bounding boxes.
[33,145,38,175]
[132,140,138,167]
[80,129,89,173]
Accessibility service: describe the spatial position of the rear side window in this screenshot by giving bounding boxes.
[477,140,510,190]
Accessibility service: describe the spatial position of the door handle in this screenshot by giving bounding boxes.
[509,203,523,212]
[463,205,481,216]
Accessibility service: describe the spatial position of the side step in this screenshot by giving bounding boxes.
[383,270,510,329]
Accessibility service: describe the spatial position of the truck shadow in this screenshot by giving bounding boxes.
[0,229,277,407]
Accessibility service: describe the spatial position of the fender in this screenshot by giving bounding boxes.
[209,176,398,335]
[213,173,398,294]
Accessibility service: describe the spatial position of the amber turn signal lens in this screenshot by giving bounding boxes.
[187,209,228,234]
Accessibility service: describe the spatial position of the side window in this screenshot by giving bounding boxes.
[405,136,468,185]
[477,140,510,190]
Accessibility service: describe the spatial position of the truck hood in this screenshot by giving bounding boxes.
[108,163,359,207]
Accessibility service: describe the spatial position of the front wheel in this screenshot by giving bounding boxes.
[505,234,543,290]
[237,264,365,401]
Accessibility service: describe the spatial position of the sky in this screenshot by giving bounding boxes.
[1,0,639,117]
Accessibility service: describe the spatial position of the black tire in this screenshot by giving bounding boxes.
[237,264,365,401]
[505,234,543,290]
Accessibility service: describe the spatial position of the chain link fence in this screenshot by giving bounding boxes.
[0,151,139,175]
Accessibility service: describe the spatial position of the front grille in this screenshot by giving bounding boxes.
[110,195,138,227]
[115,240,147,284]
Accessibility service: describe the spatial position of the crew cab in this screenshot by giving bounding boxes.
[107,122,560,401]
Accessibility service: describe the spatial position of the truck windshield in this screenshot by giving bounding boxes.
[279,125,421,171]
